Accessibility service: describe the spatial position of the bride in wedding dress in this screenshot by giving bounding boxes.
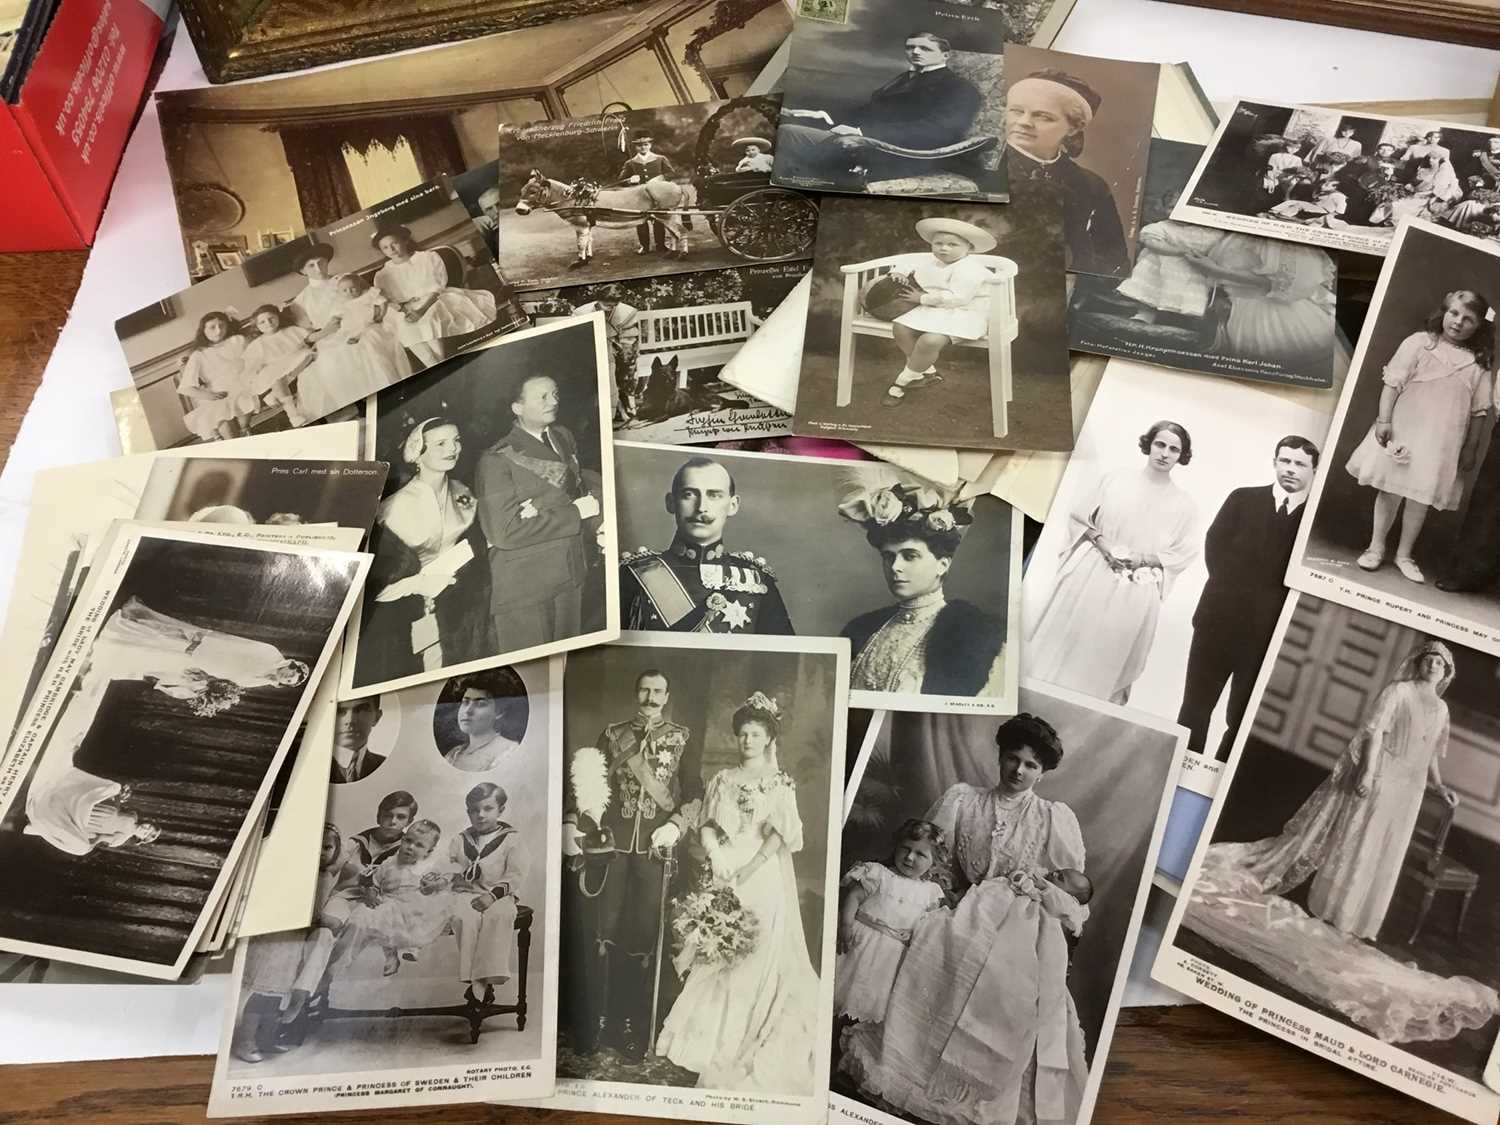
[1185,639,1499,1042]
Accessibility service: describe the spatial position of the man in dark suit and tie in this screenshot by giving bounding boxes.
[476,373,603,651]
[775,31,982,190]
[330,697,386,784]
[1177,435,1320,761]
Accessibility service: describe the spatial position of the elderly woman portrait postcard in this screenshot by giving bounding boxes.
[0,527,369,979]
[1288,220,1500,658]
[1172,100,1500,259]
[832,689,1182,1125]
[791,195,1072,452]
[1152,594,1500,1124]
[613,440,1021,714]
[496,96,818,292]
[773,1,1016,204]
[1022,359,1333,780]
[339,317,620,700]
[208,658,562,1116]
[1001,45,1158,280]
[117,178,525,452]
[1069,138,1339,390]
[519,632,846,1125]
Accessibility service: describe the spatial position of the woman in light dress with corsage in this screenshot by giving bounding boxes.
[372,224,498,366]
[1026,421,1199,703]
[655,693,820,1093]
[840,713,1091,1125]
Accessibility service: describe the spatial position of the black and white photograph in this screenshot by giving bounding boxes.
[118,178,524,451]
[615,440,1020,713]
[156,0,793,280]
[496,96,818,291]
[791,195,1072,451]
[523,262,803,442]
[0,527,368,979]
[134,457,390,531]
[1172,100,1500,258]
[1022,360,1330,773]
[1069,138,1339,389]
[831,687,1182,1125]
[772,2,1012,202]
[1001,45,1159,279]
[1289,219,1500,657]
[341,317,619,699]
[208,658,562,1116]
[532,632,846,1124]
[1152,595,1500,1123]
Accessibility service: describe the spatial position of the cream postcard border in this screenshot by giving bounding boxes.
[339,315,621,700]
[1150,593,1500,1124]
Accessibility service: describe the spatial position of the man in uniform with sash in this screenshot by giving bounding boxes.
[561,668,700,1058]
[619,456,795,634]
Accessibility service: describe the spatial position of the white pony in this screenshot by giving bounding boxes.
[513,168,697,263]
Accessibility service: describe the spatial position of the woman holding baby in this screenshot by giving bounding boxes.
[840,713,1091,1125]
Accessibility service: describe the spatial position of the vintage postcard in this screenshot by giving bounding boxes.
[118,177,526,450]
[1069,138,1339,389]
[1002,45,1158,279]
[523,262,803,444]
[156,0,791,281]
[791,193,1073,451]
[1288,220,1500,657]
[1022,360,1332,769]
[1121,878,1189,1008]
[515,631,847,1124]
[496,96,817,291]
[0,526,369,979]
[834,687,1183,1125]
[207,656,561,1115]
[1172,99,1500,258]
[774,0,1011,203]
[340,317,621,699]
[615,440,1020,714]
[135,458,389,530]
[1152,594,1500,1123]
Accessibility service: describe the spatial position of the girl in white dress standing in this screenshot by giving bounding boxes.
[241,305,313,426]
[835,818,947,1025]
[882,218,996,408]
[178,311,258,441]
[372,225,498,366]
[1344,289,1494,584]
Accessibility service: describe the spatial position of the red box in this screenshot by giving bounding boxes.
[0,0,164,250]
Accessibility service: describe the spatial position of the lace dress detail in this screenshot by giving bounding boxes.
[851,592,945,693]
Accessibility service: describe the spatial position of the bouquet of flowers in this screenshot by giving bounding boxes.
[670,876,759,976]
[182,670,243,718]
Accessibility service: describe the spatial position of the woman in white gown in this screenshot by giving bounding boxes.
[1194,236,1336,368]
[655,692,820,1093]
[1026,421,1200,703]
[841,714,1091,1125]
[372,225,498,366]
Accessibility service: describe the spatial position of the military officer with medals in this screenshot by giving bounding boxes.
[561,668,701,1057]
[620,456,795,634]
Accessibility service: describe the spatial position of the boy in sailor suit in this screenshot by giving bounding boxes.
[437,782,529,1004]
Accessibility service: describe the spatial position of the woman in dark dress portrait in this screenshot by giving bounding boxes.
[1004,68,1129,276]
[358,415,496,685]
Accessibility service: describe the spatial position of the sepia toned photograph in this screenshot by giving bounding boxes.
[615,440,1021,713]
[134,457,389,531]
[1022,360,1330,764]
[156,0,793,280]
[1001,45,1158,279]
[1290,220,1500,657]
[1154,595,1500,1123]
[0,528,368,979]
[1069,138,1339,389]
[496,96,818,290]
[832,687,1182,1125]
[1173,100,1500,258]
[792,194,1072,451]
[536,632,846,1125]
[118,179,524,451]
[208,659,561,1116]
[341,317,620,699]
[773,1,1011,202]
[523,262,803,442]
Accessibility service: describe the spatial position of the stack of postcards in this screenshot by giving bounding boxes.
[3,0,1500,1122]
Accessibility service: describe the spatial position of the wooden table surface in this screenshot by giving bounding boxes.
[0,249,1468,1123]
